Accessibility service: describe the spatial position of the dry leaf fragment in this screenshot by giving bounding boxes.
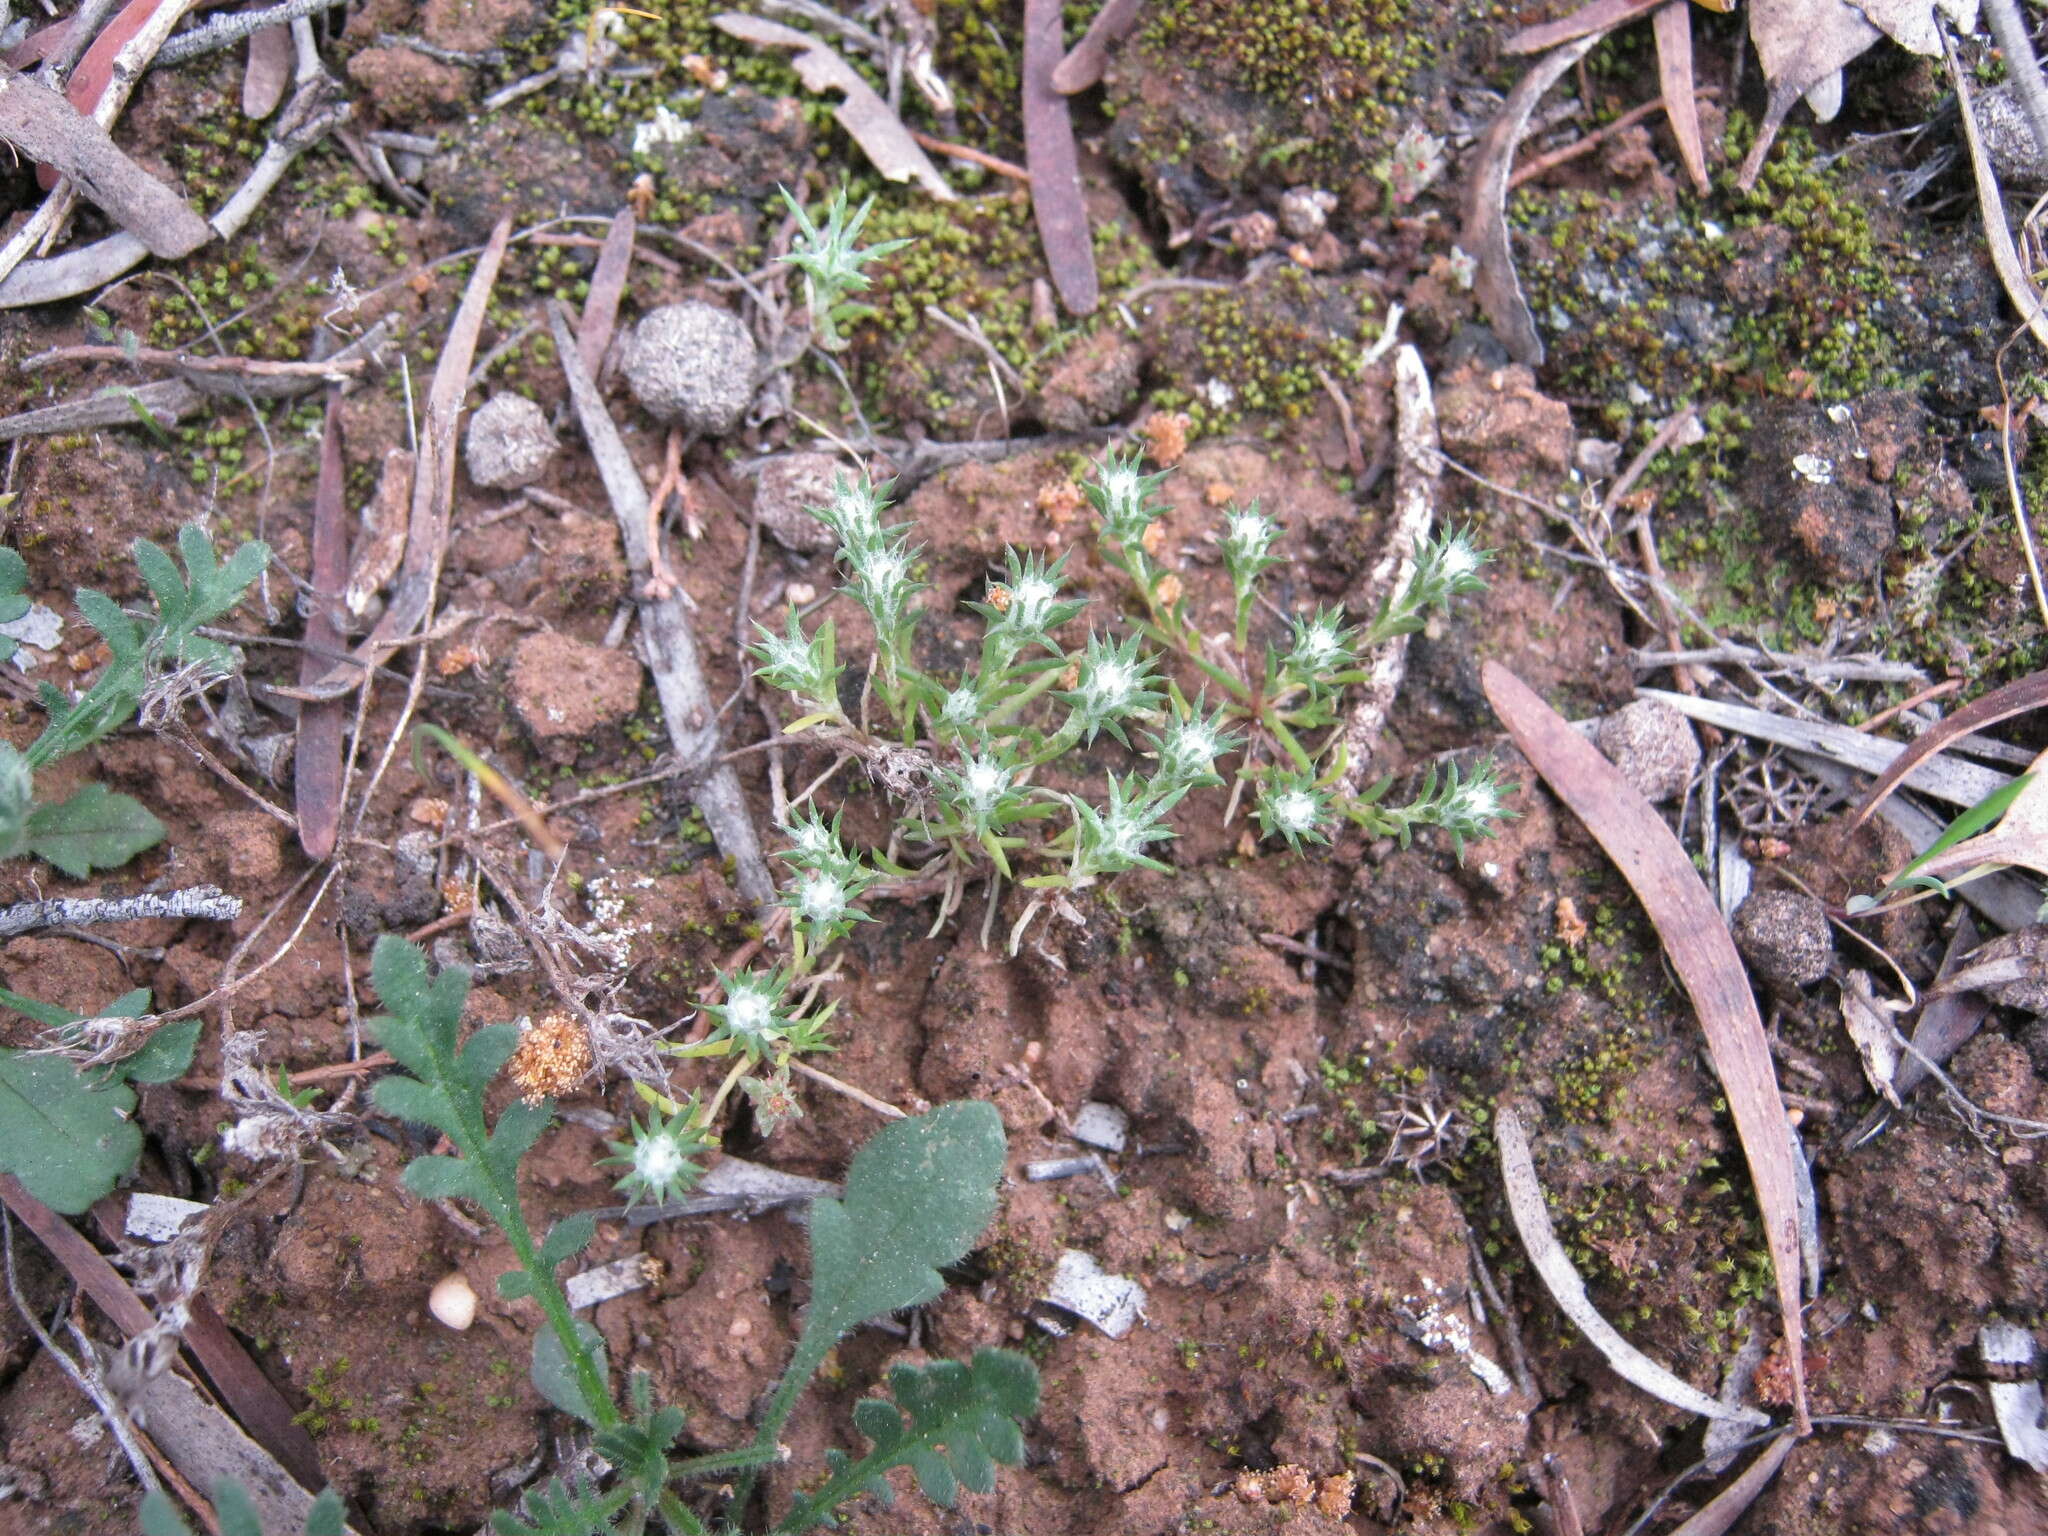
[1654,1,1710,193]
[1839,969,1904,1107]
[1849,0,1980,57]
[1024,0,1099,314]
[1484,661,1811,1433]
[345,447,414,617]
[711,13,954,200]
[242,23,292,121]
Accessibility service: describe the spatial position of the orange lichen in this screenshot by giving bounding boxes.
[1141,410,1191,467]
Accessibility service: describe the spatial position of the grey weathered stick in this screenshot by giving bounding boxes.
[0,64,209,257]
[546,301,773,907]
[0,884,240,938]
[0,378,198,441]
[1335,343,1434,797]
[154,0,348,66]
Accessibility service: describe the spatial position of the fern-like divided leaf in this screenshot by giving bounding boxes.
[781,1348,1040,1534]
[489,1476,633,1536]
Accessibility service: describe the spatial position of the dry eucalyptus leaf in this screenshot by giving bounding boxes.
[712,12,955,201]
[1849,0,1979,57]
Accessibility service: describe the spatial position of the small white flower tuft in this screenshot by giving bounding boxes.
[1272,790,1321,835]
[635,1129,688,1188]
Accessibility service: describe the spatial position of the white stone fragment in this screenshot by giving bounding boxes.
[1044,1249,1146,1339]
[1069,1101,1129,1154]
[567,1255,660,1310]
[125,1192,209,1243]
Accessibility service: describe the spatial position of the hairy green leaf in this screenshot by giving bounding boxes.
[538,1211,598,1272]
[0,1051,139,1212]
[532,1318,610,1426]
[777,1349,1040,1534]
[26,782,165,876]
[400,1154,484,1204]
[120,1016,198,1085]
[801,1101,1004,1356]
[372,1076,461,1140]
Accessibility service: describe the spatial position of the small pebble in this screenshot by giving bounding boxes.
[1595,698,1700,803]
[623,301,758,435]
[1732,889,1834,991]
[428,1271,477,1331]
[464,393,557,490]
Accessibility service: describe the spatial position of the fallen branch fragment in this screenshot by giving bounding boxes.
[1336,343,1433,795]
[299,218,509,698]
[0,63,209,257]
[293,386,347,861]
[0,73,346,309]
[1486,661,1810,1432]
[1023,0,1098,314]
[155,0,347,65]
[617,1154,838,1225]
[21,345,366,381]
[1664,1432,1796,1536]
[0,884,240,938]
[576,206,635,380]
[1847,664,2048,831]
[1504,0,1662,52]
[1945,31,2048,350]
[1496,1103,1772,1426]
[547,301,774,907]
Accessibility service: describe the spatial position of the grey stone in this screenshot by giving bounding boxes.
[1732,889,1834,992]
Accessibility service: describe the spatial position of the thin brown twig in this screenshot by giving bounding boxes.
[908,129,1029,182]
[1508,87,1719,190]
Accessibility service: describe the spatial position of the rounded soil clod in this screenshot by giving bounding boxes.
[753,452,847,553]
[1732,888,1834,992]
[623,300,758,435]
[464,392,558,490]
[1595,697,1700,805]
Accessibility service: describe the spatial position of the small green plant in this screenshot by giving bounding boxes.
[352,935,1036,1535]
[748,452,1512,949]
[0,524,268,876]
[777,184,909,352]
[142,1480,347,1536]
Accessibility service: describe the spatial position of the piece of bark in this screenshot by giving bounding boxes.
[0,63,209,257]
[1460,35,1599,365]
[577,206,635,381]
[1023,0,1097,315]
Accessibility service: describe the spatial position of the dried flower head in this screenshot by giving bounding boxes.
[1315,1472,1356,1518]
[1140,410,1190,467]
[1232,1471,1268,1505]
[1037,478,1085,525]
[1266,1465,1316,1507]
[508,1012,592,1104]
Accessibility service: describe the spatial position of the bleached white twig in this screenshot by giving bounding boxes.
[0,884,240,938]
[1497,1102,1772,1426]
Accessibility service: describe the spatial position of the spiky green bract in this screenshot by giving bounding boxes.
[1144,701,1239,791]
[1085,447,1170,548]
[1067,773,1180,881]
[1218,500,1282,617]
[807,472,901,558]
[931,747,1028,841]
[365,937,613,1429]
[750,609,841,721]
[602,1101,712,1207]
[1368,524,1491,643]
[1058,632,1162,746]
[971,549,1087,672]
[776,1349,1042,1534]
[1255,770,1333,852]
[701,966,796,1060]
[1355,757,1516,857]
[783,853,881,948]
[1280,606,1360,690]
[778,184,912,351]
